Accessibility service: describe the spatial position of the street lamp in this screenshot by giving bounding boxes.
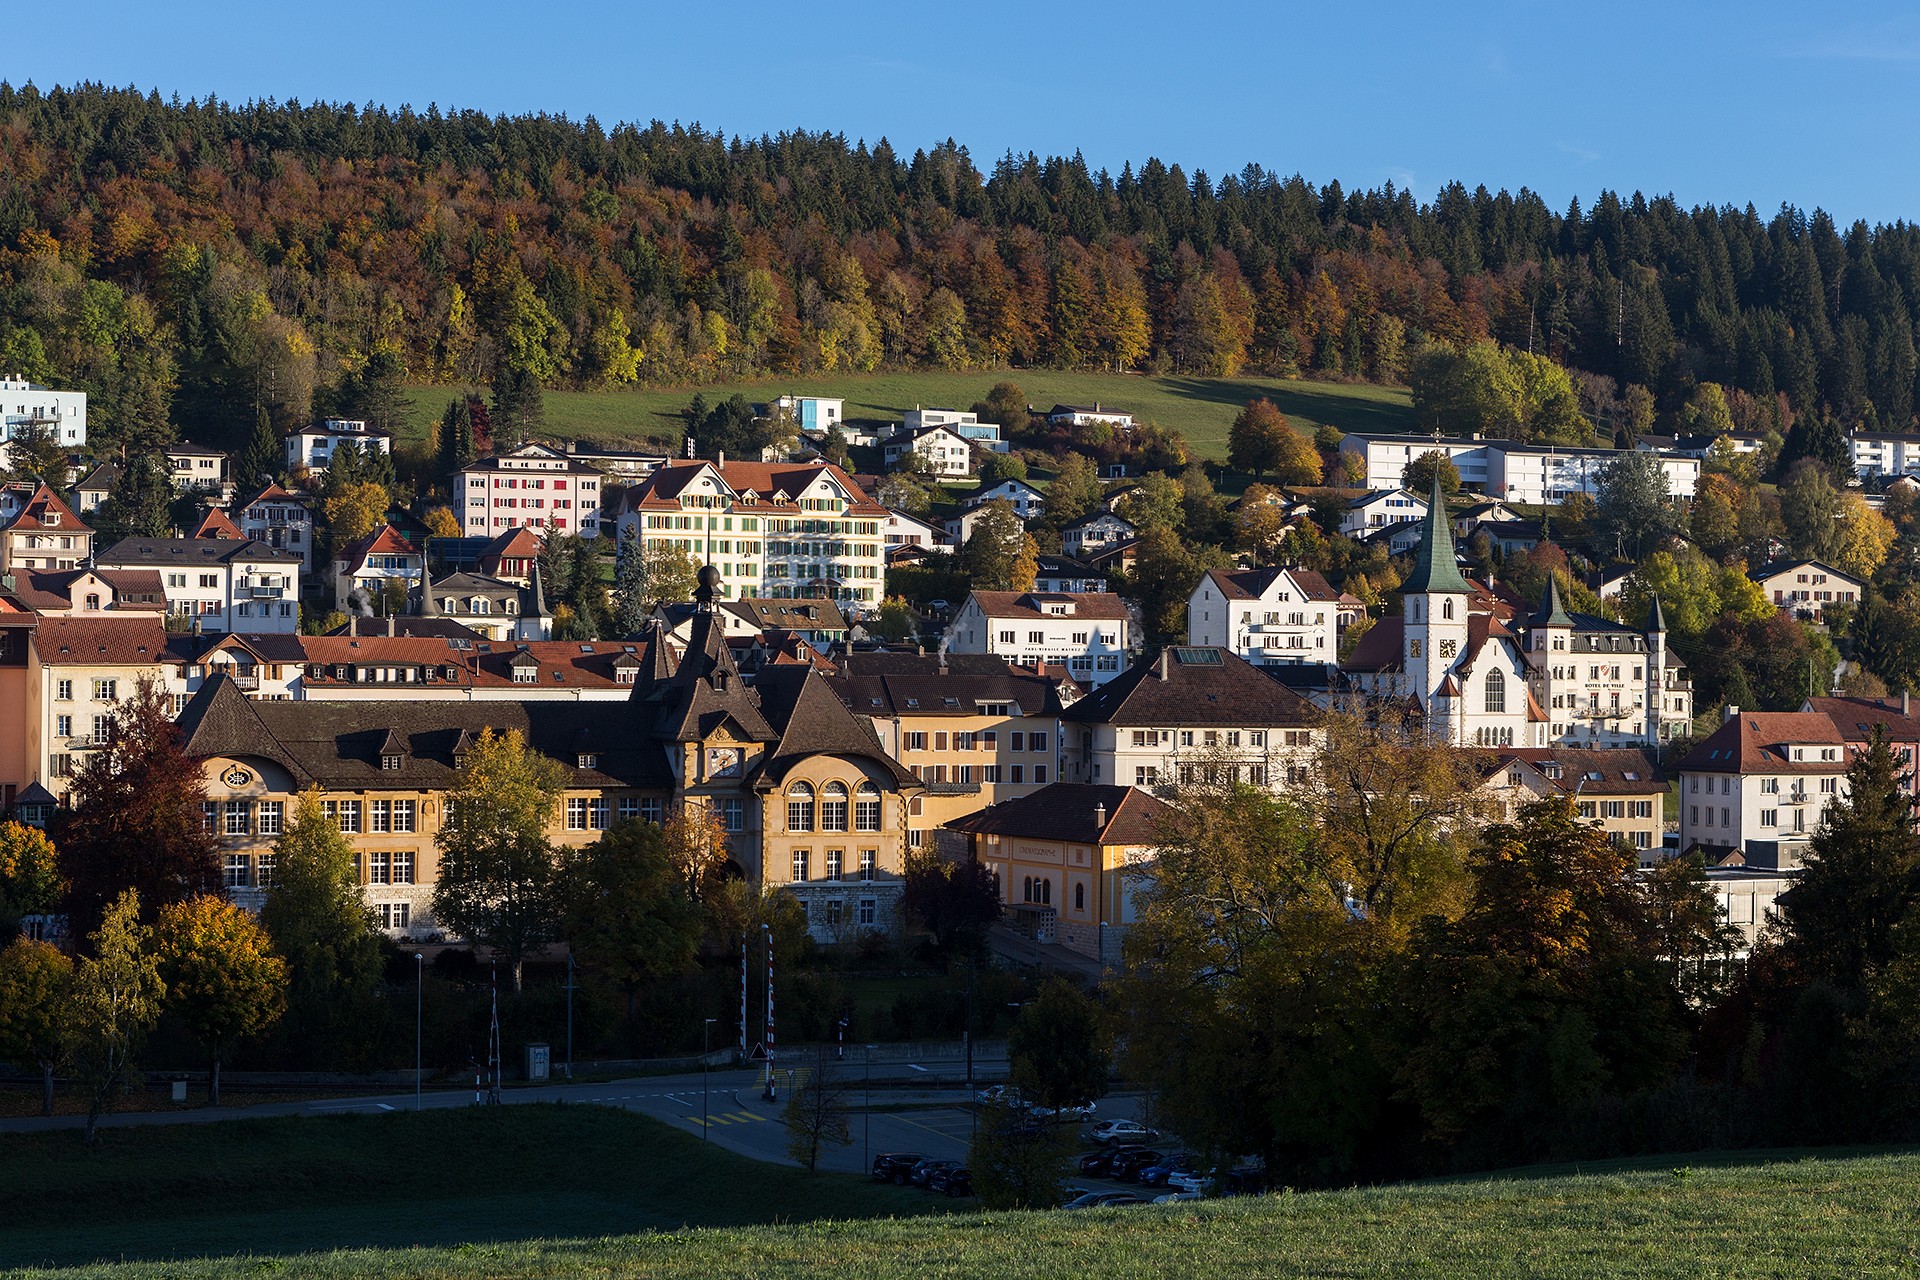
[413,952,424,1112]
[836,1018,848,1060]
[565,953,575,1082]
[863,1044,874,1172]
[702,1017,718,1141]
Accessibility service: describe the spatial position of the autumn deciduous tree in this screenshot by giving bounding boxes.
[0,821,62,935]
[1008,978,1111,1112]
[961,500,1038,592]
[1228,398,1290,477]
[562,818,706,1020]
[55,677,220,940]
[154,895,288,1104]
[66,890,166,1144]
[322,482,390,545]
[0,937,72,1115]
[1402,449,1461,496]
[900,848,1002,956]
[431,728,568,990]
[782,1048,853,1173]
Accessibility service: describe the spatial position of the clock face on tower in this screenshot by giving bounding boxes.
[1438,638,1458,659]
[706,747,743,778]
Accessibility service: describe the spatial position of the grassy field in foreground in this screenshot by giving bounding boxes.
[397,371,1415,463]
[6,1110,1920,1280]
[0,1105,941,1272]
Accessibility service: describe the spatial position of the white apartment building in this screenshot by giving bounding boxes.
[884,509,949,554]
[964,479,1046,521]
[1749,560,1864,621]
[167,442,230,496]
[944,591,1131,687]
[286,419,393,474]
[1523,580,1692,747]
[452,443,605,538]
[1046,403,1135,430]
[884,425,976,476]
[27,616,170,795]
[1186,567,1345,667]
[615,460,888,611]
[0,375,86,447]
[1062,645,1321,793]
[1339,433,1700,504]
[1850,431,1920,479]
[1061,512,1137,558]
[95,537,303,634]
[234,484,318,572]
[1676,709,1850,860]
[1340,489,1429,537]
[0,483,91,573]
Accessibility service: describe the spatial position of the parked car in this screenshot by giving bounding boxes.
[1166,1171,1211,1195]
[1089,1119,1159,1145]
[1109,1148,1168,1182]
[1138,1155,1195,1188]
[933,1167,973,1197]
[1078,1145,1145,1177]
[1152,1189,1202,1204]
[1057,1184,1092,1206]
[1030,1101,1097,1123]
[909,1158,957,1188]
[1062,1191,1145,1211]
[871,1153,924,1184]
[1221,1166,1269,1197]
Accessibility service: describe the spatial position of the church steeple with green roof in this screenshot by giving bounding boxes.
[1399,475,1472,596]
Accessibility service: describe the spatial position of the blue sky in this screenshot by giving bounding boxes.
[13,1,1920,224]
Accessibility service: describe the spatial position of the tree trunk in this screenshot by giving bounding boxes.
[512,956,524,992]
[39,1060,54,1117]
[209,1050,222,1107]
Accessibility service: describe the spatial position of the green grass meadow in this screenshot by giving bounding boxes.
[6,1105,1920,1279]
[399,372,1416,463]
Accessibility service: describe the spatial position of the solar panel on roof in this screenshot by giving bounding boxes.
[1172,647,1223,665]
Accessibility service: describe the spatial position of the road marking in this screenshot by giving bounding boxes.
[725,1111,764,1123]
[907,1065,929,1073]
[684,1116,707,1127]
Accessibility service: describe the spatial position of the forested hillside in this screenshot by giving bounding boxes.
[0,81,1916,456]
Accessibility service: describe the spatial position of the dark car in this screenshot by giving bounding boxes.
[1063,1191,1146,1210]
[1109,1148,1167,1182]
[1138,1155,1194,1188]
[1078,1145,1143,1177]
[910,1158,957,1189]
[872,1153,925,1184]
[931,1166,973,1197]
[1221,1167,1269,1197]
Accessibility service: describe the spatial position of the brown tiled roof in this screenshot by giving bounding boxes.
[1676,712,1848,775]
[1802,696,1920,743]
[236,483,313,511]
[947,783,1173,846]
[749,664,918,789]
[1,482,90,536]
[32,615,169,665]
[961,590,1131,622]
[624,460,885,517]
[192,509,244,539]
[1491,747,1666,795]
[1342,616,1404,672]
[726,597,849,633]
[1063,646,1318,727]
[10,568,166,612]
[468,640,648,690]
[341,525,420,565]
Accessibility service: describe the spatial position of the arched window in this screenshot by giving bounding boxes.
[1442,598,1454,621]
[1411,598,1422,622]
[1485,668,1506,714]
[1040,877,1052,905]
[821,782,849,832]
[786,781,815,833]
[854,781,881,832]
[84,593,101,611]
[1022,876,1033,903]
[1074,882,1086,912]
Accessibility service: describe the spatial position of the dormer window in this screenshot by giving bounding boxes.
[382,754,402,771]
[578,753,598,769]
[513,665,537,684]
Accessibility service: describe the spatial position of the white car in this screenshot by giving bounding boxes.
[1031,1101,1096,1122]
[1090,1119,1158,1145]
[1166,1171,1210,1194]
[1153,1189,1202,1204]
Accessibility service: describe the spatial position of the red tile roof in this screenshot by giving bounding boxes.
[1676,712,1848,775]
[33,615,169,665]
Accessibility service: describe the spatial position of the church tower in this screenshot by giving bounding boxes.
[1400,475,1473,738]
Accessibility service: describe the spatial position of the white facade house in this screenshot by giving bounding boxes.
[1340,489,1429,537]
[883,508,949,554]
[167,442,230,496]
[0,376,86,447]
[1676,709,1850,860]
[1850,431,1920,479]
[95,537,304,634]
[235,484,318,572]
[286,419,393,474]
[1186,567,1346,667]
[1339,433,1700,504]
[1061,512,1136,557]
[1523,579,1693,748]
[884,425,976,476]
[452,443,605,538]
[332,525,425,612]
[1046,403,1135,431]
[614,460,888,610]
[945,590,1132,686]
[964,479,1046,521]
[769,395,846,435]
[1750,560,1865,621]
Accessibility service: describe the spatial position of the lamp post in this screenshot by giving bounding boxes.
[565,952,575,1082]
[702,1017,718,1141]
[836,1018,848,1061]
[863,1044,874,1172]
[413,952,424,1112]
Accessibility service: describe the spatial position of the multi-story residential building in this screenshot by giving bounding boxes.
[883,425,976,476]
[883,509,948,555]
[177,578,925,941]
[560,443,669,484]
[1340,488,1429,537]
[768,395,846,435]
[452,442,606,538]
[286,419,392,474]
[1046,403,1135,431]
[1849,430,1920,479]
[1523,579,1692,747]
[615,460,887,612]
[1062,645,1321,792]
[234,484,318,572]
[944,591,1131,687]
[947,782,1171,960]
[1749,559,1864,621]
[71,463,119,516]
[1675,709,1851,861]
[333,525,424,612]
[1061,512,1136,558]
[829,652,1068,848]
[1033,555,1105,594]
[962,480,1045,521]
[1799,695,1920,796]
[164,632,309,710]
[420,570,552,642]
[0,375,86,448]
[655,597,849,654]
[95,537,303,634]
[8,567,166,617]
[26,616,171,795]
[1338,432,1700,503]
[902,407,1008,451]
[1342,483,1547,749]
[167,442,230,496]
[1480,747,1667,862]
[1186,567,1349,668]
[0,483,91,573]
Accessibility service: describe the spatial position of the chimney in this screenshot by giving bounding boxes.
[1158,649,1170,681]
[1093,801,1107,831]
[1724,704,1739,723]
[717,449,726,467]
[349,614,357,637]
[388,615,396,637]
[1905,690,1912,717]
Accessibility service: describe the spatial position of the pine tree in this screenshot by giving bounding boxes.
[613,525,648,638]
[235,403,282,495]
[491,365,545,444]
[95,455,177,543]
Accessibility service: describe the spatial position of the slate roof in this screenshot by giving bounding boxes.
[1802,697,1920,744]
[749,663,917,789]
[1203,566,1346,604]
[1063,646,1318,727]
[961,590,1131,621]
[829,656,1065,719]
[99,537,301,567]
[727,597,848,633]
[1750,559,1865,586]
[947,783,1172,846]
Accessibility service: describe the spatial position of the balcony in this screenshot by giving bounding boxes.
[65,737,108,751]
[1574,705,1631,720]
[223,673,260,691]
[248,586,285,599]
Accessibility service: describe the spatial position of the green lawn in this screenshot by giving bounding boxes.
[7,1108,1920,1278]
[399,372,1415,463]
